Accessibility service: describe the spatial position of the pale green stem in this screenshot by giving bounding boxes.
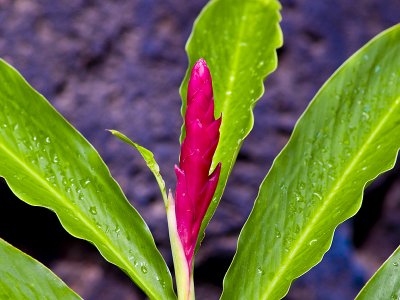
[189,267,195,300]
[167,192,195,300]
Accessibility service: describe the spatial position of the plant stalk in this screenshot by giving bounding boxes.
[167,192,195,300]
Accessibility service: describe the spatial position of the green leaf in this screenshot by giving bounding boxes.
[0,237,81,300]
[356,246,400,300]
[222,25,400,300]
[109,130,168,205]
[180,0,283,247]
[0,59,175,300]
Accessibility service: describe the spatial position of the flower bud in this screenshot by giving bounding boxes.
[175,58,221,268]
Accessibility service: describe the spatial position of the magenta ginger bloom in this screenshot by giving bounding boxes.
[175,58,221,267]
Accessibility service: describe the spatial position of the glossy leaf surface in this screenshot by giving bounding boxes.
[222,25,400,299]
[0,238,81,300]
[356,246,400,299]
[0,59,175,300]
[180,0,282,247]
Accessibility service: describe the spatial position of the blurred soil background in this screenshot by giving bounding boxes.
[0,0,399,299]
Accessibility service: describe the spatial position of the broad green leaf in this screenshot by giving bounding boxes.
[0,59,175,300]
[222,25,400,299]
[180,0,282,248]
[0,237,81,300]
[356,246,400,299]
[109,130,168,205]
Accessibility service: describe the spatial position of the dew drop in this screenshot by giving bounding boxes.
[89,206,97,215]
[128,250,135,261]
[256,267,264,275]
[312,192,322,200]
[141,264,148,274]
[45,137,51,144]
[114,224,121,236]
[46,176,55,183]
[80,178,91,187]
[332,209,342,219]
[362,112,370,120]
[393,261,399,267]
[299,182,306,190]
[274,227,281,238]
[309,239,318,246]
[156,276,166,288]
[294,192,304,202]
[160,280,166,289]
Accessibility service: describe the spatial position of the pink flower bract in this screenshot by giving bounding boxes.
[175,58,221,268]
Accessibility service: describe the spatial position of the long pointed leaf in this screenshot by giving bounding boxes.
[0,59,175,299]
[0,238,81,300]
[180,0,282,248]
[222,25,400,299]
[109,130,168,205]
[356,246,400,299]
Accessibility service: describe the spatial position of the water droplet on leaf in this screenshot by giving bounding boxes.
[89,206,97,215]
[275,227,281,238]
[309,239,317,246]
[80,178,91,187]
[313,192,322,201]
[141,264,148,274]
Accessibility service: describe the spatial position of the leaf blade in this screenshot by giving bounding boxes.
[109,130,168,205]
[356,246,400,300]
[181,0,283,248]
[0,59,175,299]
[0,238,81,300]
[222,25,400,299]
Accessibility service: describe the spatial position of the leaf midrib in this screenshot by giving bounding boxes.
[262,95,400,299]
[215,1,249,175]
[0,142,157,299]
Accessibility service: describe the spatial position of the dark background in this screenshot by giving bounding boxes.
[0,0,399,299]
